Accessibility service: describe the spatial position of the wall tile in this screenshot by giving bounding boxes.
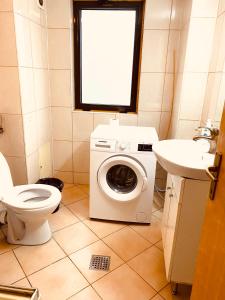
[19,67,36,114]
[28,0,40,24]
[179,73,208,120]
[191,0,219,18]
[137,111,161,133]
[215,73,225,121]
[23,112,38,155]
[0,67,21,114]
[39,142,53,178]
[26,151,40,183]
[184,18,216,72]
[53,140,73,171]
[48,29,71,69]
[13,0,28,17]
[6,156,27,185]
[170,0,182,30]
[0,115,25,157]
[0,0,13,11]
[176,120,200,139]
[74,173,89,185]
[0,12,18,66]
[73,142,90,173]
[138,73,164,111]
[37,108,52,146]
[52,107,72,141]
[30,23,48,68]
[47,0,71,29]
[50,70,73,107]
[73,111,93,142]
[141,30,169,72]
[54,171,73,184]
[166,30,180,73]
[34,68,50,109]
[159,112,171,140]
[201,73,222,122]
[144,0,172,30]
[162,73,174,112]
[14,14,32,67]
[93,112,116,129]
[219,0,225,15]
[116,113,138,126]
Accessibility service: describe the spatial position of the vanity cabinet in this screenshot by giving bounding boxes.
[162,173,210,284]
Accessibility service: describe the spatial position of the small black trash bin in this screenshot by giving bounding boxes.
[36,177,64,213]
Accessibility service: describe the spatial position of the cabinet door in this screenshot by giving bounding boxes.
[164,190,180,279]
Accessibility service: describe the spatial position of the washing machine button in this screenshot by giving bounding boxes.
[119,143,127,150]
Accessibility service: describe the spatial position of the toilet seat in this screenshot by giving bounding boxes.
[2,184,61,210]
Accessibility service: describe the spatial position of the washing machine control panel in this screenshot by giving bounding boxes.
[138,144,153,152]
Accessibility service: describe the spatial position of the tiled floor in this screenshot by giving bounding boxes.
[0,185,191,300]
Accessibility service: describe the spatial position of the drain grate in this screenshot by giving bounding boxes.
[89,255,111,271]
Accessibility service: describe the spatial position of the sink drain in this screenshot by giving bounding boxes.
[89,255,111,271]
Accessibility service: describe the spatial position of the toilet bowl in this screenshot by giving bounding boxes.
[0,153,61,245]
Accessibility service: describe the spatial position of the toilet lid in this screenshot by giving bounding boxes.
[2,184,61,210]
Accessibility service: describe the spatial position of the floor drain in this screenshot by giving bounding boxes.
[89,255,111,271]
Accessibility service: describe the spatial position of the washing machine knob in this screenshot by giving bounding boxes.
[120,143,127,150]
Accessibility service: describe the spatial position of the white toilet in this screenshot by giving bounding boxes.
[0,152,61,245]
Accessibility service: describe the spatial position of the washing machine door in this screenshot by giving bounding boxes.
[97,155,147,202]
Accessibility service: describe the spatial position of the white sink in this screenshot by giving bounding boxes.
[153,139,215,180]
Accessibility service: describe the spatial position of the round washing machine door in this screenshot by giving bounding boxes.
[97,155,147,202]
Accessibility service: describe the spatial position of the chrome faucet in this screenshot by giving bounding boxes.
[193,126,219,153]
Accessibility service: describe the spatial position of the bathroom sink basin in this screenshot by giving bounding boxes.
[153,139,215,180]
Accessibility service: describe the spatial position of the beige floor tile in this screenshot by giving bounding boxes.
[12,278,31,288]
[70,240,124,283]
[68,286,101,300]
[62,185,87,205]
[83,219,126,239]
[155,240,163,251]
[48,206,79,232]
[103,227,151,261]
[128,246,168,291]
[151,294,165,300]
[14,239,66,275]
[93,264,156,300]
[0,229,18,255]
[130,215,162,244]
[0,251,25,285]
[53,222,98,254]
[159,283,192,300]
[28,257,88,300]
[77,184,89,195]
[67,198,89,220]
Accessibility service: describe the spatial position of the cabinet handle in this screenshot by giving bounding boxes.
[169,193,173,197]
[167,187,172,190]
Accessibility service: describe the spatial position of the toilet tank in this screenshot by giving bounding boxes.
[0,153,14,198]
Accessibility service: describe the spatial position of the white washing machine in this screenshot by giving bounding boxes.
[89,124,158,223]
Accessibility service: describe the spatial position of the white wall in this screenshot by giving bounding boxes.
[0,0,27,185]
[47,0,179,184]
[171,0,220,139]
[13,0,53,183]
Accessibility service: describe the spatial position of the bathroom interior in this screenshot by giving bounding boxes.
[0,0,225,299]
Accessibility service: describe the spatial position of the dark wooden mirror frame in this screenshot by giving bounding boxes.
[73,1,144,113]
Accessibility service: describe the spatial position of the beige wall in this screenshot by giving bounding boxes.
[47,0,179,184]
